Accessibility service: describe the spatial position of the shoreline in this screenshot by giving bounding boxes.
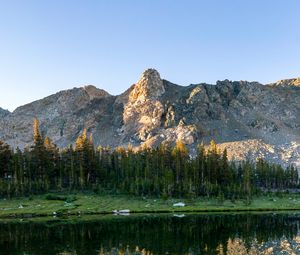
[0,193,299,220]
[1,208,300,221]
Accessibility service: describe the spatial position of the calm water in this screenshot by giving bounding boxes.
[0,213,299,255]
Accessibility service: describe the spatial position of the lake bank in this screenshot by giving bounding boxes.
[0,193,299,219]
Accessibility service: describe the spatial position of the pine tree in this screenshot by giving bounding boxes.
[31,118,48,192]
[75,129,89,189]
[172,140,189,196]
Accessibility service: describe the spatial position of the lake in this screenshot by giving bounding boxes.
[0,213,299,255]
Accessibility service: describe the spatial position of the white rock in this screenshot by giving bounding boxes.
[119,209,130,213]
[173,202,185,207]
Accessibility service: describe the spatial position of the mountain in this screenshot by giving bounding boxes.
[1,69,300,167]
[0,107,10,118]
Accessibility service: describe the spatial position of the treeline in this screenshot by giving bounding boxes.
[0,119,299,199]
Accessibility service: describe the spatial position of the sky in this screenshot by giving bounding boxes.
[0,0,300,112]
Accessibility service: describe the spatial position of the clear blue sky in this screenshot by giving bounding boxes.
[0,0,299,111]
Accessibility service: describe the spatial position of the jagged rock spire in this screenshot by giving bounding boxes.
[129,68,165,102]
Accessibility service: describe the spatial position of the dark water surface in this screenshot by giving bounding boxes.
[0,213,299,255]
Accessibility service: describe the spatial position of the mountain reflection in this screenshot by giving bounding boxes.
[225,236,300,255]
[56,237,300,255]
[0,213,299,255]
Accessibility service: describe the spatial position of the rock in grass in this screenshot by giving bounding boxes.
[113,209,130,215]
[119,209,130,213]
[173,202,185,207]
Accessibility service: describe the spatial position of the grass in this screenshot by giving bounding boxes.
[0,193,299,219]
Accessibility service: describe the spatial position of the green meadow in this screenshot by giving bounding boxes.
[0,193,299,219]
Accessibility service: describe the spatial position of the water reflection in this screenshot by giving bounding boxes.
[0,213,299,255]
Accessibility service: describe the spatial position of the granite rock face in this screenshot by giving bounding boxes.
[1,69,300,167]
[123,69,165,142]
[0,108,10,118]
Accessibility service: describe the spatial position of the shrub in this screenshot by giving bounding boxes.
[45,194,67,201]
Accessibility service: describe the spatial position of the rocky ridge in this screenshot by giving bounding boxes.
[0,108,10,118]
[0,69,300,167]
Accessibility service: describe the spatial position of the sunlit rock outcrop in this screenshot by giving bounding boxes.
[0,69,300,167]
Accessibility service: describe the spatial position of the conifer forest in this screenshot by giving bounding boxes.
[0,119,298,199]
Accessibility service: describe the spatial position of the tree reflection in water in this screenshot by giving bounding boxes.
[0,213,299,255]
[58,247,154,255]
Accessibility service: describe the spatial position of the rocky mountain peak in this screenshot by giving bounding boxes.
[1,71,300,168]
[0,107,10,118]
[83,85,111,100]
[129,68,165,102]
[141,68,161,79]
[272,78,300,87]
